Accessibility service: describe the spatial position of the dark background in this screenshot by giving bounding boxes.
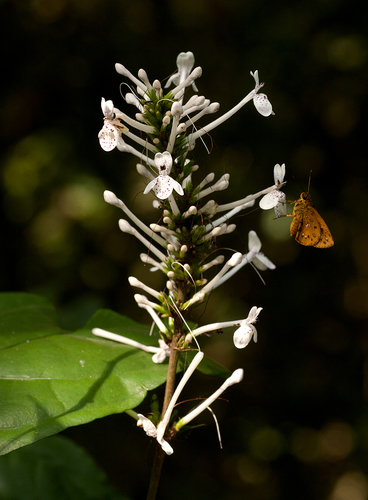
[1,0,367,499]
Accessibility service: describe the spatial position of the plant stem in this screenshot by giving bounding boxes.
[146,444,165,500]
[146,340,180,500]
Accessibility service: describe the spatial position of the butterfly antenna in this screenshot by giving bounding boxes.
[307,170,313,193]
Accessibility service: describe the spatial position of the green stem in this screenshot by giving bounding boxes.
[146,341,180,500]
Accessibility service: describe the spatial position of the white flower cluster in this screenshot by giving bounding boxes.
[94,52,286,455]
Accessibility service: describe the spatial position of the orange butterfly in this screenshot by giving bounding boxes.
[285,191,334,248]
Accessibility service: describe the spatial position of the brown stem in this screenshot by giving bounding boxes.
[146,443,165,500]
[146,341,180,500]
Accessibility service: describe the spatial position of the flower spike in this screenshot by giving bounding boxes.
[97,52,281,461]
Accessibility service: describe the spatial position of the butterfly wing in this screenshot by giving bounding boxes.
[291,204,323,246]
[313,214,334,248]
[289,191,334,248]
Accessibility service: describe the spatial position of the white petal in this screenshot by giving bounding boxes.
[171,179,184,196]
[248,306,263,323]
[176,51,195,72]
[137,414,157,437]
[259,190,285,210]
[152,341,170,364]
[274,194,287,219]
[153,176,174,199]
[152,350,167,363]
[164,73,180,88]
[250,70,260,88]
[101,98,114,119]
[253,254,276,271]
[143,178,158,195]
[248,230,262,253]
[259,191,278,210]
[154,151,173,173]
[273,163,286,185]
[253,93,273,117]
[233,324,255,349]
[98,122,118,151]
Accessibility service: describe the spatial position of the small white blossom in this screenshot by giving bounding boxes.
[233,306,262,349]
[210,231,275,289]
[188,70,271,146]
[152,339,171,364]
[165,51,198,92]
[259,163,287,218]
[137,414,157,437]
[144,152,184,200]
[98,98,128,151]
[137,414,174,455]
[247,230,276,270]
[253,93,274,117]
[250,71,274,117]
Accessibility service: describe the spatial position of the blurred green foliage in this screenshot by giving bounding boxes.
[1,0,367,498]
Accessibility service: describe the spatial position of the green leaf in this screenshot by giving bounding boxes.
[0,292,64,349]
[0,293,229,456]
[0,435,128,500]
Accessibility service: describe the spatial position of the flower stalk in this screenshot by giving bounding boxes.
[96,51,283,499]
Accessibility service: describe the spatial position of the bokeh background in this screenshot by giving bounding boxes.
[1,0,367,499]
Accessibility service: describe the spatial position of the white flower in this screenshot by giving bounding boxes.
[253,93,274,117]
[137,414,157,437]
[259,163,287,218]
[247,231,276,270]
[250,71,274,117]
[101,98,115,120]
[233,306,262,349]
[151,339,171,364]
[143,152,184,200]
[98,98,127,151]
[165,51,198,92]
[137,414,174,455]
